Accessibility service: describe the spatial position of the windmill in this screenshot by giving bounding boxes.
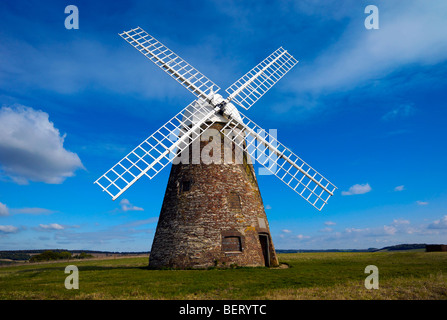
[95,27,337,268]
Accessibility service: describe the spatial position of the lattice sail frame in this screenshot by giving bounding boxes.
[94,100,218,200]
[221,113,337,211]
[119,27,220,100]
[226,47,298,110]
[96,27,336,209]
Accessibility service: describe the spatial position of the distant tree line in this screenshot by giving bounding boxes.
[0,252,31,260]
[377,244,427,251]
[1,249,149,263]
[29,250,94,262]
[276,243,430,253]
[74,252,95,259]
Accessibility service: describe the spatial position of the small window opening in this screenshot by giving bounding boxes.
[222,236,242,252]
[228,192,241,212]
[181,180,192,192]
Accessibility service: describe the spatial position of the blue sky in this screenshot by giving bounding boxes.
[1,0,446,251]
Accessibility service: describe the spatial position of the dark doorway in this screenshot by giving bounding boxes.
[259,234,270,267]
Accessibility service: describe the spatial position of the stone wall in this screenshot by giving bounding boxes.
[148,122,279,269]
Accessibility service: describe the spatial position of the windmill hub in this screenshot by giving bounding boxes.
[182,97,241,127]
[95,27,337,269]
[208,93,227,116]
[208,92,225,107]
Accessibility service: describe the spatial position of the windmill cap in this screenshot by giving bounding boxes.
[182,97,242,126]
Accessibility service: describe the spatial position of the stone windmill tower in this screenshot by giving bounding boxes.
[95,27,337,269]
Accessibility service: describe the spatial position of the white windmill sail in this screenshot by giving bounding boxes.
[96,26,336,211]
[95,101,219,200]
[220,112,337,211]
[225,47,298,110]
[119,27,220,100]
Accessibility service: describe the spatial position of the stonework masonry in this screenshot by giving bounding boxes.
[148,122,279,269]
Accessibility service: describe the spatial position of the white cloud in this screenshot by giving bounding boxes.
[296,1,447,93]
[325,221,336,226]
[325,218,433,242]
[0,202,9,216]
[0,105,84,184]
[392,219,410,225]
[0,225,18,233]
[39,223,64,230]
[341,183,372,196]
[51,218,158,248]
[265,205,272,210]
[341,221,411,238]
[343,225,398,238]
[0,27,208,105]
[394,185,405,192]
[383,225,397,235]
[276,215,444,250]
[119,199,144,212]
[416,201,428,206]
[281,229,292,234]
[428,215,447,229]
[345,227,366,234]
[10,207,55,215]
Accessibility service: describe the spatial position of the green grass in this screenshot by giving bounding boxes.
[0,252,446,300]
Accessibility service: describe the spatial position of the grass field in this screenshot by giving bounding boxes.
[0,252,446,300]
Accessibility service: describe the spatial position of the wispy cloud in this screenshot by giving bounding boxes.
[38,223,65,231]
[341,183,372,196]
[394,185,405,192]
[0,202,56,216]
[275,216,444,249]
[0,202,9,216]
[428,215,447,229]
[11,207,56,215]
[260,0,447,121]
[393,219,410,225]
[119,199,144,212]
[0,225,18,233]
[0,23,212,105]
[416,201,429,206]
[382,104,415,121]
[51,218,158,247]
[295,1,447,93]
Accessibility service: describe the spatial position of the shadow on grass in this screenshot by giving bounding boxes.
[14,265,147,274]
[14,262,289,274]
[79,265,148,272]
